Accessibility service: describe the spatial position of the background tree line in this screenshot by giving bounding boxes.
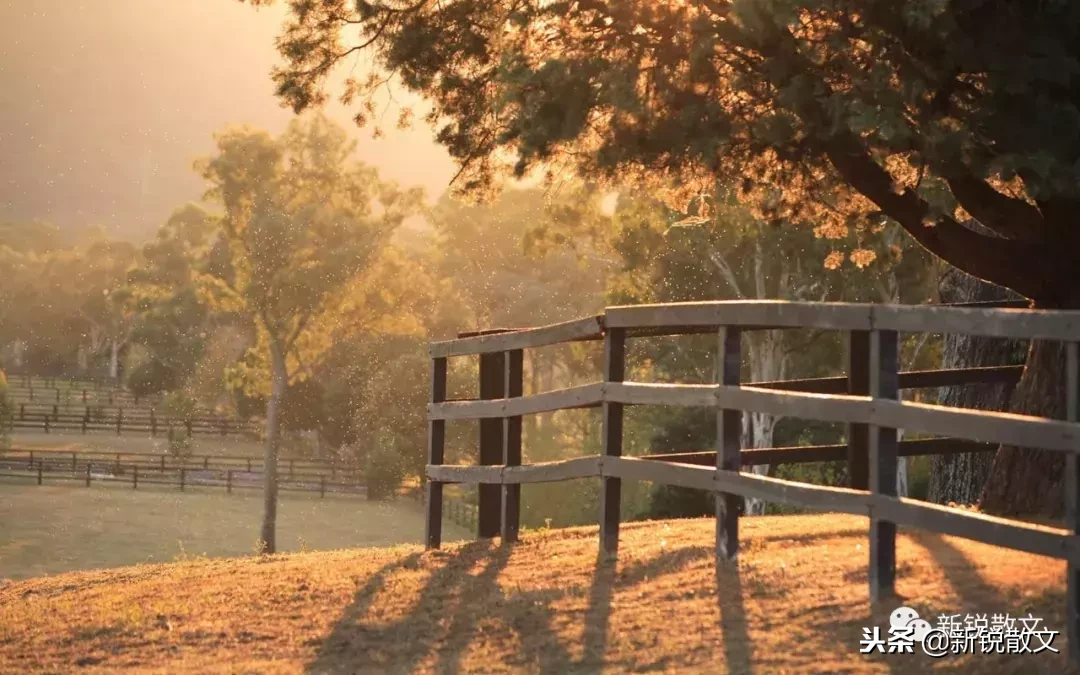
[2,111,967,547]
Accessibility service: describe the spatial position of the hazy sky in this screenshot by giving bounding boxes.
[0,0,457,237]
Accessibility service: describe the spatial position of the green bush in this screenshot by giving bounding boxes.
[364,439,407,500]
[127,359,181,397]
[167,426,193,459]
[647,484,714,520]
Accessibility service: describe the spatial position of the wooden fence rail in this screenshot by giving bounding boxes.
[0,461,365,498]
[424,300,1080,661]
[0,448,358,478]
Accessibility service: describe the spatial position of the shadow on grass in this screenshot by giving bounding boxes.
[716,556,753,675]
[308,538,721,674]
[906,531,1013,615]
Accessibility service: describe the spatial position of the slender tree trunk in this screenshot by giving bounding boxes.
[261,338,287,554]
[929,268,1027,505]
[109,340,120,381]
[743,331,783,515]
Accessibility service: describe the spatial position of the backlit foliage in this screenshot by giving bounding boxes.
[247,0,1080,305]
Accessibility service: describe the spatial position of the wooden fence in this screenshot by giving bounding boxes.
[0,448,357,479]
[3,405,260,438]
[424,300,1080,661]
[0,448,364,497]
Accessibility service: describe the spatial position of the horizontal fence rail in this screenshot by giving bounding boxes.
[424,300,1080,662]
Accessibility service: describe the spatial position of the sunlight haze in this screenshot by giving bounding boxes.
[0,0,456,236]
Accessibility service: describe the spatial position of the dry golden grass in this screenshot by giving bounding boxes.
[1,514,1076,674]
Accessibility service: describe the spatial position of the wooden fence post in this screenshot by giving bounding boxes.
[320,475,326,499]
[85,463,91,488]
[227,470,233,494]
[160,455,166,472]
[600,327,626,554]
[151,410,157,437]
[72,452,77,472]
[847,330,871,490]
[501,349,524,544]
[116,408,123,437]
[180,468,186,492]
[478,351,506,538]
[425,356,448,549]
[716,327,742,560]
[133,466,138,490]
[868,329,899,602]
[37,461,42,485]
[1065,341,1079,662]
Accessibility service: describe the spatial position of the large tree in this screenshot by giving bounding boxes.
[198,113,421,552]
[248,0,1080,514]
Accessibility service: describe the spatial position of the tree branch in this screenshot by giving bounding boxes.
[944,174,1045,241]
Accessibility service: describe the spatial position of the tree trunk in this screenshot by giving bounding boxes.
[260,339,287,554]
[743,331,783,516]
[928,268,1027,505]
[109,340,120,381]
[980,339,1067,515]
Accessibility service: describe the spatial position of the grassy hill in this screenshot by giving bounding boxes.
[1,514,1074,674]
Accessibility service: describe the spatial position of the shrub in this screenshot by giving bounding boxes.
[364,438,407,500]
[127,359,180,397]
[167,426,193,459]
[647,484,714,520]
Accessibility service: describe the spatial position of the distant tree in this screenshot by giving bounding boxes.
[125,204,222,394]
[197,113,421,553]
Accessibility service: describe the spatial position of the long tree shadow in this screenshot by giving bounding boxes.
[906,531,1014,615]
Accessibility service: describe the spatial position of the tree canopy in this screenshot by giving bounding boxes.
[248,0,1080,308]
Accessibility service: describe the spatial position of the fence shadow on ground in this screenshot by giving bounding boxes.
[307,540,751,674]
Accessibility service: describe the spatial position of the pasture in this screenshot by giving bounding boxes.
[0,482,470,580]
[1,514,1071,673]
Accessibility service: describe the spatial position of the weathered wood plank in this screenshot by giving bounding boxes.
[605,300,874,332]
[871,399,1080,454]
[502,349,524,544]
[848,331,871,491]
[716,327,741,561]
[601,327,626,554]
[503,457,602,483]
[478,352,505,539]
[429,316,604,357]
[608,383,1080,455]
[426,457,603,484]
[872,497,1080,563]
[641,438,997,467]
[602,456,715,491]
[427,464,504,483]
[871,304,1080,341]
[603,382,717,408]
[604,300,1080,341]
[428,383,605,420]
[751,365,1024,394]
[869,329,899,602]
[715,469,872,516]
[425,357,448,550]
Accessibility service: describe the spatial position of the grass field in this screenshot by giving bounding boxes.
[0,482,470,580]
[1,514,1074,673]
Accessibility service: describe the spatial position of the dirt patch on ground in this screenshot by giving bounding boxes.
[1,514,1075,673]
